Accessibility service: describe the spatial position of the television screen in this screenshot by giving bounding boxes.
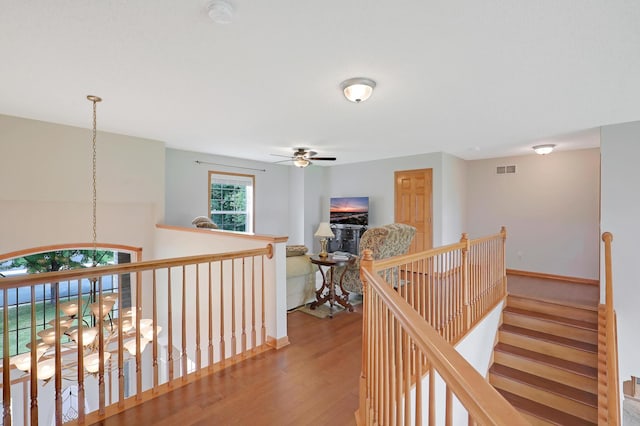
[330,196,369,226]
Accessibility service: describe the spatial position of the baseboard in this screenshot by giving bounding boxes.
[266,335,290,349]
[506,268,599,286]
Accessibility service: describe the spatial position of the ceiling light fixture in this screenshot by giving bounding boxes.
[207,0,234,24]
[340,78,376,103]
[293,157,310,168]
[532,144,556,155]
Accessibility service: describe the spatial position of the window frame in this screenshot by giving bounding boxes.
[208,170,255,233]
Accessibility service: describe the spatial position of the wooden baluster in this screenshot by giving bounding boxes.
[414,343,423,426]
[231,259,237,358]
[501,227,507,298]
[383,303,390,425]
[54,282,63,424]
[395,317,402,426]
[119,274,125,404]
[261,256,266,345]
[195,264,201,373]
[219,261,226,362]
[152,269,158,390]
[208,262,214,367]
[251,257,256,350]
[77,279,85,423]
[241,258,247,354]
[29,285,39,425]
[403,333,410,426]
[181,266,187,379]
[167,268,174,383]
[360,249,373,424]
[135,271,143,397]
[3,289,11,426]
[428,365,435,426]
[446,385,453,426]
[98,278,106,415]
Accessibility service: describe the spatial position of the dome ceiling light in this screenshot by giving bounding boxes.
[533,144,556,155]
[340,78,376,103]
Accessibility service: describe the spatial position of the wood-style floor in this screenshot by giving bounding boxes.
[95,307,362,426]
[94,274,597,426]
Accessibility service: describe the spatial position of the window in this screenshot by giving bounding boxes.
[209,171,254,233]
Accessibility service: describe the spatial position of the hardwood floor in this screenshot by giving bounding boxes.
[96,307,362,426]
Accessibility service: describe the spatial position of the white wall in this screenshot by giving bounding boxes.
[164,149,291,236]
[303,165,327,253]
[466,149,600,279]
[442,154,468,244]
[600,121,640,388]
[0,114,165,258]
[325,152,447,246]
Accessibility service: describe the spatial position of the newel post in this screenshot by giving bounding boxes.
[460,233,471,330]
[358,249,374,425]
[500,226,507,297]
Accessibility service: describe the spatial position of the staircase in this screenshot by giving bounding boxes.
[489,294,599,425]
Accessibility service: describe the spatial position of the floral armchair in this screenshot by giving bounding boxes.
[333,223,416,294]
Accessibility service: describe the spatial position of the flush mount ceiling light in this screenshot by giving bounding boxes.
[533,144,556,155]
[207,0,234,24]
[340,77,376,103]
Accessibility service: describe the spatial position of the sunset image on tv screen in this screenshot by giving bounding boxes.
[330,197,368,226]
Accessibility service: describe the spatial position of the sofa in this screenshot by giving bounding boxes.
[332,223,417,294]
[285,246,316,310]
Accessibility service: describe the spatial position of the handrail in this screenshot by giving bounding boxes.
[602,232,620,425]
[357,228,521,424]
[1,243,276,425]
[359,266,528,425]
[0,245,273,290]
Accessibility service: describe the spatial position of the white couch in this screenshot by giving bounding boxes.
[286,252,316,310]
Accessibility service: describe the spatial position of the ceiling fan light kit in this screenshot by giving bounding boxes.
[340,77,376,103]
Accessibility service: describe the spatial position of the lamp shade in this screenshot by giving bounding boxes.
[314,222,334,238]
[341,78,376,103]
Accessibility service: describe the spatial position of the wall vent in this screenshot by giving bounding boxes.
[496,165,516,174]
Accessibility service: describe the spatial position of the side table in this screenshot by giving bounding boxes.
[309,254,355,318]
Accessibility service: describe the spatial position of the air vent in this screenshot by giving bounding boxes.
[496,165,516,174]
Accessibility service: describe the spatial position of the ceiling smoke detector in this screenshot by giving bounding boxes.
[208,0,234,24]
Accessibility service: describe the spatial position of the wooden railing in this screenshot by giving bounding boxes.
[357,228,527,425]
[370,227,507,345]
[1,245,274,425]
[600,232,620,425]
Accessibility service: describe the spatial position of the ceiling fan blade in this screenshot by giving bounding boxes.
[270,153,294,159]
[272,159,293,164]
[308,156,336,161]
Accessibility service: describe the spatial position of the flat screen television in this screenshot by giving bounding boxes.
[329,196,369,226]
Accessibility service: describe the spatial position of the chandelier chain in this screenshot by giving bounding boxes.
[88,95,102,263]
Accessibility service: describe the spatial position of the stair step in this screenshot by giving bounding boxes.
[490,364,597,423]
[494,343,597,392]
[507,295,598,323]
[499,324,598,367]
[497,389,597,426]
[503,307,598,344]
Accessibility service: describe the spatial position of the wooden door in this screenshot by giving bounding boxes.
[394,168,433,254]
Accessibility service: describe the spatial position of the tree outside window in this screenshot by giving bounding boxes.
[209,171,254,233]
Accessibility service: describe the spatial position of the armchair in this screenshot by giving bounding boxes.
[333,223,416,294]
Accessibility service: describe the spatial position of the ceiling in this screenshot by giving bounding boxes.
[2,1,638,166]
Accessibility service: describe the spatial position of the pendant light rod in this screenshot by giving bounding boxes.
[87,95,102,262]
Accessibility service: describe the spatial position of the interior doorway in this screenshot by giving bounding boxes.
[394,168,433,254]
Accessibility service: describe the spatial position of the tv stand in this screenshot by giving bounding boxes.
[328,224,367,255]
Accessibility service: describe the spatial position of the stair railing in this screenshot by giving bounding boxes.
[1,244,274,425]
[357,228,524,425]
[601,232,620,424]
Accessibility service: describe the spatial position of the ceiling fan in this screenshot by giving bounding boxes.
[272,148,337,168]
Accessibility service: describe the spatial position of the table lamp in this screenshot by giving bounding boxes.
[314,222,334,258]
